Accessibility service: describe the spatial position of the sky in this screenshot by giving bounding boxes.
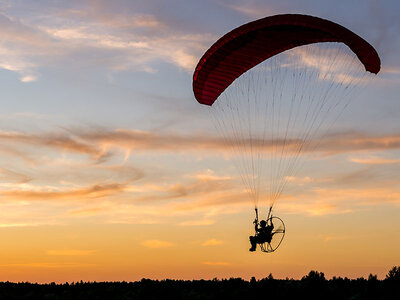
[0,0,399,283]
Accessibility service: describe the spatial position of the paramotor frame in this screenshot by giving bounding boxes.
[258,216,285,253]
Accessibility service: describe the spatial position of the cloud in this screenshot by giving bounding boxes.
[317,132,400,155]
[0,129,109,163]
[0,125,398,227]
[0,168,31,184]
[275,172,400,216]
[188,169,231,181]
[141,239,174,248]
[381,66,400,75]
[171,169,400,216]
[313,187,400,206]
[291,187,400,214]
[350,156,400,165]
[68,206,110,217]
[0,183,127,201]
[0,3,215,80]
[0,126,398,197]
[0,166,397,228]
[19,75,38,82]
[98,168,236,205]
[329,168,378,187]
[174,191,248,211]
[289,44,370,86]
[43,24,206,72]
[305,204,352,216]
[0,11,61,81]
[202,238,224,246]
[79,128,226,153]
[179,219,216,226]
[1,0,398,86]
[97,128,391,156]
[0,127,223,165]
[1,127,400,167]
[285,176,313,185]
[80,129,400,157]
[321,234,351,242]
[219,1,275,18]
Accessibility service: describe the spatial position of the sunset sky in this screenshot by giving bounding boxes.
[0,0,399,283]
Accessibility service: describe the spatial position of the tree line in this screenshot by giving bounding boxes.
[0,266,399,299]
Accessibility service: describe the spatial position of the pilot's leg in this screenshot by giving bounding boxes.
[249,236,256,252]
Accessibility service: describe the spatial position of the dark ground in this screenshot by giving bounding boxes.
[0,267,399,300]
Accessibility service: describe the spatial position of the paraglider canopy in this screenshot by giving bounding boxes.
[193,14,381,106]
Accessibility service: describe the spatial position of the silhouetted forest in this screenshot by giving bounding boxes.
[0,266,399,300]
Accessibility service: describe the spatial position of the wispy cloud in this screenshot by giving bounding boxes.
[80,129,400,157]
[317,132,400,155]
[0,168,31,183]
[43,24,208,72]
[284,187,400,215]
[141,239,174,248]
[202,238,224,246]
[0,12,52,81]
[285,176,313,185]
[0,129,109,163]
[305,204,352,216]
[350,156,400,165]
[179,219,216,226]
[320,234,351,242]
[0,125,398,227]
[0,222,47,228]
[0,183,127,201]
[0,3,215,81]
[289,45,369,85]
[1,126,400,167]
[219,1,275,18]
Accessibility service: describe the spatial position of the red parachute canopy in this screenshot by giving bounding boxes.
[193,14,381,106]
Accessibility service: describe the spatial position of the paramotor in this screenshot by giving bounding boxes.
[192,14,380,252]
